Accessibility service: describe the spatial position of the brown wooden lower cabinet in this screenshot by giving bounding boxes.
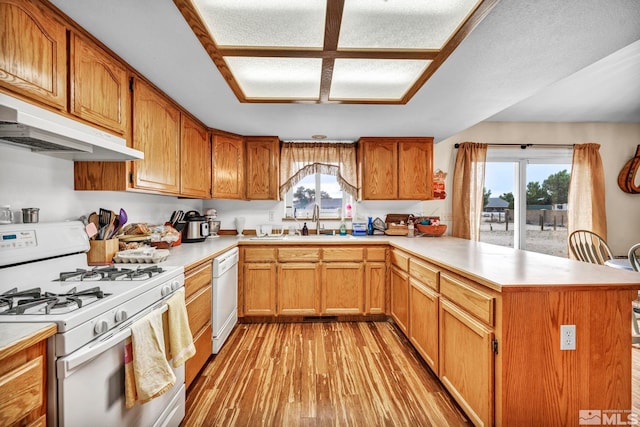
[439,298,494,427]
[365,262,386,314]
[278,263,320,315]
[0,335,50,427]
[408,278,439,374]
[184,260,212,389]
[243,262,277,316]
[322,262,364,315]
[390,265,409,335]
[241,245,387,318]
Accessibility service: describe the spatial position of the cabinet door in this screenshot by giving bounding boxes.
[390,265,409,334]
[69,33,129,134]
[132,79,181,193]
[409,278,439,374]
[321,262,364,315]
[180,115,211,198]
[243,263,277,316]
[365,262,386,314]
[398,139,433,200]
[359,139,397,200]
[439,299,494,427]
[212,134,245,199]
[0,340,47,426]
[0,0,67,109]
[278,263,320,315]
[245,136,279,200]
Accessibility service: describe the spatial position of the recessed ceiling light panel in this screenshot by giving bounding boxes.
[339,0,482,50]
[194,0,327,48]
[224,57,322,99]
[176,0,497,103]
[330,59,431,100]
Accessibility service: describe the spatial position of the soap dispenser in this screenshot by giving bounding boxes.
[367,217,374,235]
[339,220,347,236]
[302,222,309,236]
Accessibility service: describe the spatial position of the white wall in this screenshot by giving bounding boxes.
[430,122,640,256]
[2,121,639,256]
[0,144,202,226]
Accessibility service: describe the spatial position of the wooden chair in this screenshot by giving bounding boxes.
[568,229,613,265]
[629,243,640,272]
[629,243,640,345]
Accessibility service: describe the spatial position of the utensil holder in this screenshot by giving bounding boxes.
[87,238,119,265]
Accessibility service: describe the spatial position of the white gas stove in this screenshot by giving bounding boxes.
[0,221,186,427]
[0,221,184,355]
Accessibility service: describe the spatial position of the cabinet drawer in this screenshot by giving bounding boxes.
[278,247,320,262]
[323,247,363,262]
[409,258,439,291]
[186,286,212,334]
[0,356,44,426]
[366,247,386,261]
[184,262,212,300]
[391,249,409,272]
[440,273,495,326]
[244,247,277,262]
[186,323,212,389]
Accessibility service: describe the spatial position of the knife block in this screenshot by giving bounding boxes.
[87,239,119,265]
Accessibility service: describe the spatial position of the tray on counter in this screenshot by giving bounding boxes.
[113,248,170,264]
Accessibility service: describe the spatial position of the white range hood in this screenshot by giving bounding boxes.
[0,93,143,161]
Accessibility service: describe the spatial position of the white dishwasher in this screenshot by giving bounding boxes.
[211,247,239,353]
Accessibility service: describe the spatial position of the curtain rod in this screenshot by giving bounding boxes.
[454,143,574,149]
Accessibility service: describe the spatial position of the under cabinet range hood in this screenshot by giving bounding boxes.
[0,93,143,161]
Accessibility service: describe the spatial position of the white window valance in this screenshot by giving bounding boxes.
[279,142,358,198]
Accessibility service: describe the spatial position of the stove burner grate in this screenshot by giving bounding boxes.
[2,286,108,315]
[0,287,42,310]
[57,266,165,281]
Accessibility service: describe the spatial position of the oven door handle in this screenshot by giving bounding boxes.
[57,303,169,378]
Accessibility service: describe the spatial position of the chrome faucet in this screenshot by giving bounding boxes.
[311,203,321,235]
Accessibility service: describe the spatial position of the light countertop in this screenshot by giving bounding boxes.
[0,322,56,360]
[158,234,640,292]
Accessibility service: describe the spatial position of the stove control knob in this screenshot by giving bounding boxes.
[161,285,171,296]
[94,320,109,335]
[115,310,128,323]
[171,281,181,291]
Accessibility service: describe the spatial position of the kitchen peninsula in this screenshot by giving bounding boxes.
[161,234,639,427]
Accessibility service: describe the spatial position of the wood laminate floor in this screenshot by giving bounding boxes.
[183,322,470,427]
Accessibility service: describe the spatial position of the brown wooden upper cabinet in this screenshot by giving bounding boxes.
[358,137,434,200]
[180,115,211,198]
[245,136,280,200]
[69,32,129,135]
[0,0,67,110]
[212,133,245,199]
[131,78,181,194]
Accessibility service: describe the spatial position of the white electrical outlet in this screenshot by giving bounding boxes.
[268,210,274,222]
[560,325,576,350]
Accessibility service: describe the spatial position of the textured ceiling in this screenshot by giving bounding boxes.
[49,0,640,142]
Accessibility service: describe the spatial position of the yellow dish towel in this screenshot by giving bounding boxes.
[166,289,196,367]
[124,309,176,408]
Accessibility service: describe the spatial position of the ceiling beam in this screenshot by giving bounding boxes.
[320,0,345,102]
